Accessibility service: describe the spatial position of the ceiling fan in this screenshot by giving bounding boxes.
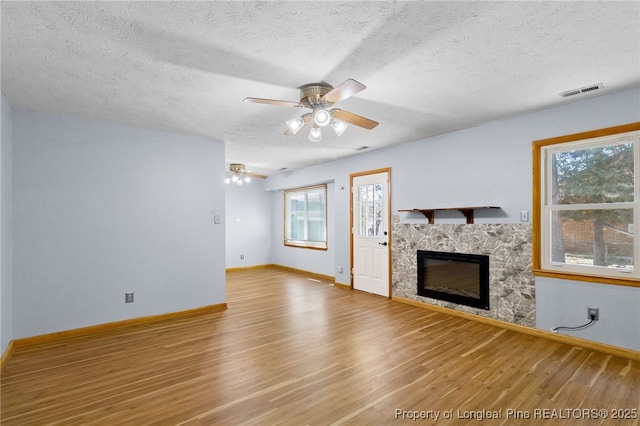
[243,78,378,142]
[225,163,266,185]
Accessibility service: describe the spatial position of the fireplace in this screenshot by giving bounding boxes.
[417,250,490,310]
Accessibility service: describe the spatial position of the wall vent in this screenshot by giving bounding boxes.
[560,83,604,98]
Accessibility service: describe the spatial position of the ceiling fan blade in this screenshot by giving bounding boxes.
[243,97,303,108]
[323,78,366,104]
[331,109,379,130]
[246,171,268,179]
[227,163,268,179]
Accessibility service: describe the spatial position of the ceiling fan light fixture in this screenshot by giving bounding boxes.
[331,119,348,136]
[245,78,377,142]
[226,163,264,185]
[309,125,322,142]
[286,117,304,135]
[226,173,250,185]
[313,109,331,127]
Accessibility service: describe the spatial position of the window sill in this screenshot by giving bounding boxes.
[532,268,640,288]
[284,242,328,251]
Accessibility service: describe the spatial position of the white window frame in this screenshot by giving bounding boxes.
[534,123,640,285]
[284,184,327,250]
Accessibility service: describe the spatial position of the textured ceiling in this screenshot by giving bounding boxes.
[2,1,639,176]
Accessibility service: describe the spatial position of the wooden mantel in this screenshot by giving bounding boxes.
[399,206,500,224]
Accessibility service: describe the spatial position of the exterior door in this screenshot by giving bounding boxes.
[351,169,391,297]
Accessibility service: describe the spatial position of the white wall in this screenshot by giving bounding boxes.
[12,110,226,339]
[265,87,640,349]
[225,178,272,268]
[1,94,13,354]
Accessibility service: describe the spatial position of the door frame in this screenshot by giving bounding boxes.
[349,167,392,299]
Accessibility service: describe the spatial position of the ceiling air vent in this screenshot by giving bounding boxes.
[560,83,604,98]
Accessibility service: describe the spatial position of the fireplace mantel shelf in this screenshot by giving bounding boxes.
[399,206,500,224]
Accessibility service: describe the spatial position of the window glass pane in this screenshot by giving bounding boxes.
[306,190,325,242]
[551,142,634,205]
[358,185,367,236]
[358,183,383,237]
[373,183,383,237]
[288,193,305,241]
[284,185,327,248]
[550,208,634,272]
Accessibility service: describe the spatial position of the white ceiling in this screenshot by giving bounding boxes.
[2,1,639,176]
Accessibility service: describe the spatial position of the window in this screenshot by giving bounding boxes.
[533,123,640,285]
[357,182,383,237]
[284,185,327,249]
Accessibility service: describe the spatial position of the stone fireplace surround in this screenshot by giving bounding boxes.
[392,223,535,327]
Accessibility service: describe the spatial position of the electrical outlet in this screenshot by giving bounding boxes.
[125,292,134,303]
[587,307,599,321]
[240,254,244,260]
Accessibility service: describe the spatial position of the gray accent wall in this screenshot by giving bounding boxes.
[11,110,226,339]
[1,94,14,354]
[225,179,272,269]
[536,277,640,351]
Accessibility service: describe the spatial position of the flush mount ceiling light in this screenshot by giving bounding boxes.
[224,163,266,185]
[244,78,379,142]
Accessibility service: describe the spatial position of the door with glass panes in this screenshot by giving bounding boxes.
[351,170,390,297]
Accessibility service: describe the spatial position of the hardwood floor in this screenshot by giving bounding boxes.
[2,267,639,425]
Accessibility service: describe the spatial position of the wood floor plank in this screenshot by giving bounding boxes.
[2,267,639,425]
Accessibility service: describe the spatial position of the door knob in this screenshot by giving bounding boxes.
[378,241,388,246]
